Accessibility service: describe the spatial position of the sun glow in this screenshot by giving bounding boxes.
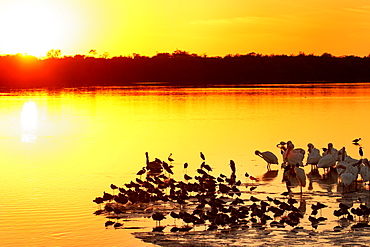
[0,1,77,57]
[21,101,38,143]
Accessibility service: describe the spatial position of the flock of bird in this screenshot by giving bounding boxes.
[93,141,370,236]
[255,138,369,192]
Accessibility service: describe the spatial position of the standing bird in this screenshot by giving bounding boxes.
[230,160,236,174]
[255,150,279,171]
[184,174,192,180]
[183,162,189,174]
[360,158,370,182]
[110,184,118,195]
[359,147,364,158]
[145,152,162,173]
[200,152,205,160]
[152,212,166,227]
[295,164,307,194]
[168,153,174,162]
[306,143,322,168]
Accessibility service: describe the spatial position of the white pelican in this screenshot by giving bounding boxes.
[295,164,307,193]
[317,143,338,169]
[283,141,305,167]
[282,163,306,193]
[306,143,321,167]
[359,158,370,182]
[255,150,279,171]
[341,167,358,186]
[339,159,361,186]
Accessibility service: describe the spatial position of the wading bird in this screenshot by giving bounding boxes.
[168,153,174,162]
[359,147,364,158]
[295,164,307,194]
[145,152,162,173]
[230,160,236,174]
[200,152,205,160]
[255,150,279,171]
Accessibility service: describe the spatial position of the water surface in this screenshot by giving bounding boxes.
[1,83,370,246]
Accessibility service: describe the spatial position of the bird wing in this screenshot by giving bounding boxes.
[317,154,336,168]
[262,152,278,164]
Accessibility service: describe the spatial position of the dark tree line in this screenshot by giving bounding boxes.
[1,50,370,88]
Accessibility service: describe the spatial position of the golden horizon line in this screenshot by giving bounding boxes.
[0,49,368,59]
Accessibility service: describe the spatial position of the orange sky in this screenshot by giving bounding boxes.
[0,0,369,58]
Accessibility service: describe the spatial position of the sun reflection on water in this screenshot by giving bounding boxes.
[20,101,38,143]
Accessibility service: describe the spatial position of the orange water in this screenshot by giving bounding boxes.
[1,84,370,246]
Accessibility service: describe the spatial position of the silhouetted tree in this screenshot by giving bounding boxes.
[46,49,61,59]
[0,51,370,88]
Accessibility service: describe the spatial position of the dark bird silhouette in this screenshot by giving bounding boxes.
[230,160,236,173]
[105,220,115,227]
[94,209,104,215]
[168,153,174,162]
[353,138,361,143]
[201,163,213,172]
[359,147,364,158]
[152,226,166,232]
[93,197,104,205]
[145,152,162,173]
[136,167,146,176]
[170,211,180,219]
[312,202,327,211]
[170,226,180,232]
[110,184,118,194]
[170,211,180,225]
[152,212,166,226]
[250,196,260,202]
[184,162,188,169]
[162,161,174,175]
[197,168,207,175]
[184,174,192,180]
[103,192,114,201]
[200,152,205,160]
[114,222,123,228]
[179,225,193,232]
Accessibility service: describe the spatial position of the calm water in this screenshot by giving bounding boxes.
[1,83,370,246]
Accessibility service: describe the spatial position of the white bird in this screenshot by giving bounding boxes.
[341,167,357,186]
[317,154,336,169]
[340,160,360,186]
[255,150,279,171]
[307,143,321,167]
[283,146,305,167]
[359,158,370,182]
[336,161,348,175]
[295,164,307,193]
[282,163,306,194]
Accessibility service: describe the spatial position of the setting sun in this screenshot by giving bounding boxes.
[0,0,77,57]
[0,1,370,58]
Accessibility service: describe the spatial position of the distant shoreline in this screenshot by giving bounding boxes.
[1,51,370,88]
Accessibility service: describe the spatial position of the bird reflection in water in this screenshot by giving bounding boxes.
[282,164,306,194]
[306,167,339,192]
[261,170,278,182]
